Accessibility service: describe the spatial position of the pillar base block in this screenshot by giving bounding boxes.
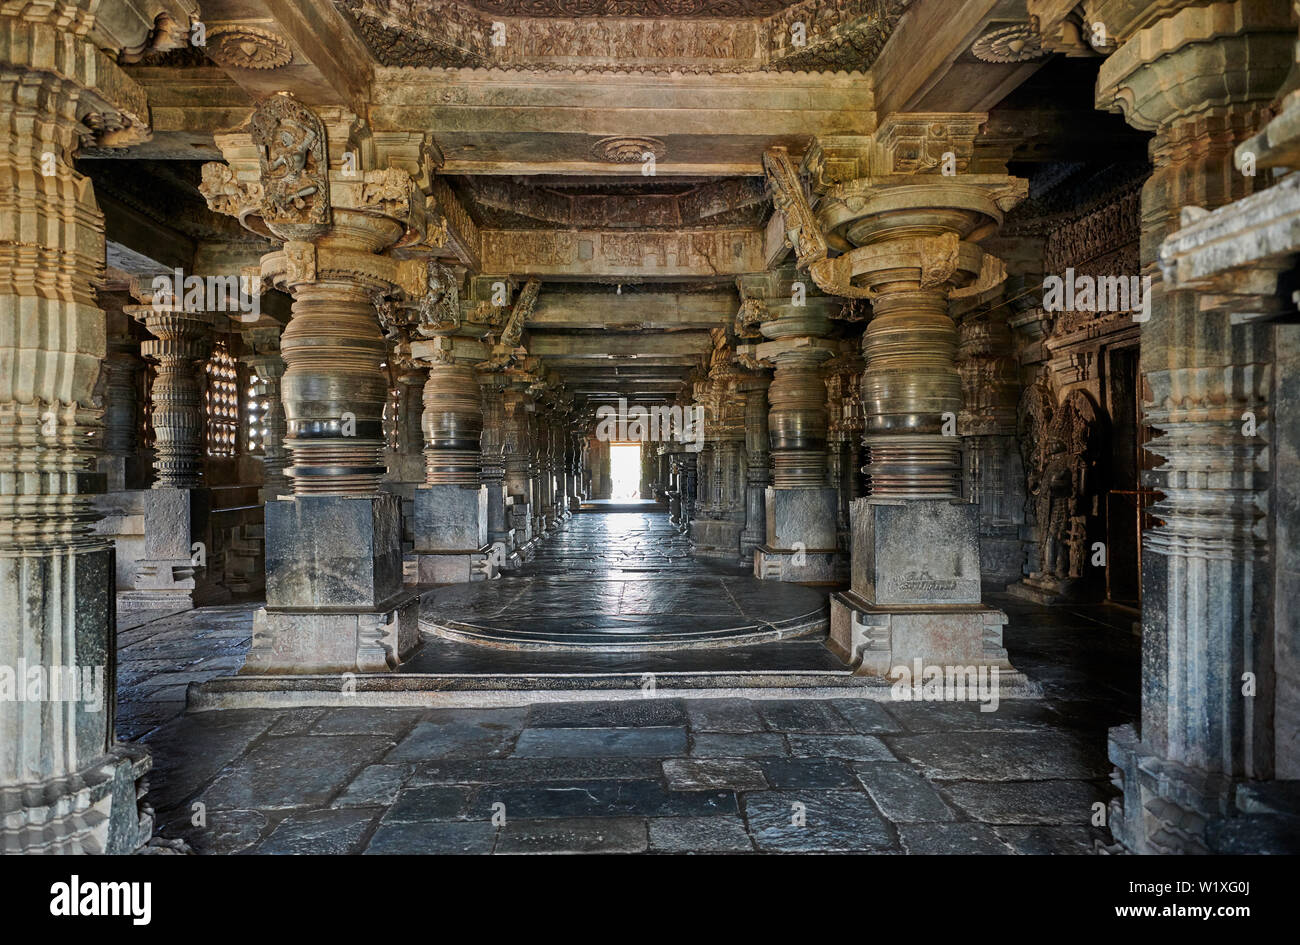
[413,484,488,551]
[266,494,402,610]
[753,545,839,583]
[0,744,154,855]
[828,591,1031,686]
[690,518,743,560]
[412,549,497,584]
[1107,724,1300,854]
[1005,573,1087,605]
[242,591,421,675]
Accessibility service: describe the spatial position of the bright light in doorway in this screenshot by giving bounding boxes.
[610,442,641,499]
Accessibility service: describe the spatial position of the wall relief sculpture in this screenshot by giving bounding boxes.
[1020,387,1102,583]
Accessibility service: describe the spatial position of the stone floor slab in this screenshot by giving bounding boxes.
[648,816,754,852]
[512,726,687,758]
[496,817,648,854]
[663,758,768,792]
[743,790,893,852]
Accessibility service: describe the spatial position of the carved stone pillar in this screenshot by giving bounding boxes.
[503,382,537,564]
[0,0,179,855]
[97,295,142,492]
[738,371,772,559]
[767,126,1030,681]
[692,337,747,559]
[479,372,510,563]
[824,343,865,556]
[955,297,1024,589]
[738,269,841,582]
[1095,0,1294,854]
[200,95,432,673]
[128,296,213,490]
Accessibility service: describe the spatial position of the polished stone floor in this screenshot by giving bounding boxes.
[421,513,825,649]
[116,512,1141,854]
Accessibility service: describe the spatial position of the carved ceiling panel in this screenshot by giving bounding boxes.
[455,176,770,229]
[336,0,910,72]
[461,0,798,15]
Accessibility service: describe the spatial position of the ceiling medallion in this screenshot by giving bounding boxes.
[207,25,294,70]
[971,24,1045,63]
[590,136,667,164]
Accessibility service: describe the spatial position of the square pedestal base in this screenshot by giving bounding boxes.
[242,592,421,675]
[412,548,496,584]
[754,545,838,583]
[829,592,1034,694]
[691,518,743,560]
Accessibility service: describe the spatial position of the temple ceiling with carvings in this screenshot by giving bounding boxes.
[93,0,1145,413]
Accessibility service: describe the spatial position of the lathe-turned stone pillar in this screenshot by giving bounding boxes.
[738,270,841,583]
[824,344,865,567]
[503,382,538,564]
[0,0,171,854]
[120,290,214,611]
[410,342,491,584]
[200,95,431,673]
[691,338,747,559]
[738,371,772,559]
[768,126,1030,679]
[1095,1,1294,854]
[479,373,510,565]
[129,296,213,490]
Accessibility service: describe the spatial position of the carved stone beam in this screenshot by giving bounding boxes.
[762,146,828,272]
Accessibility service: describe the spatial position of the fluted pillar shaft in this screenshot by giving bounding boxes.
[420,361,483,484]
[768,348,833,488]
[281,276,391,495]
[0,8,158,854]
[130,306,213,489]
[861,289,961,498]
[1094,0,1293,853]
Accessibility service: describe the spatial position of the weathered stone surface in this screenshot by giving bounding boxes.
[897,823,1014,854]
[265,494,403,609]
[649,816,754,853]
[943,779,1109,825]
[787,734,895,761]
[364,821,498,855]
[527,699,687,729]
[487,780,737,819]
[744,790,893,852]
[384,785,474,822]
[259,809,377,854]
[886,732,1108,781]
[386,711,525,762]
[513,727,687,758]
[496,817,648,854]
[201,735,394,810]
[853,763,956,823]
[663,758,768,792]
[690,733,788,758]
[332,764,414,808]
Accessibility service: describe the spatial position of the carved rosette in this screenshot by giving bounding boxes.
[206,25,294,70]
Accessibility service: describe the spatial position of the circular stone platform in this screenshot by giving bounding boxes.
[419,574,829,651]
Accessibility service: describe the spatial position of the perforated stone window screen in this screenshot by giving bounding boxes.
[246,372,268,455]
[205,340,239,457]
[384,384,402,452]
